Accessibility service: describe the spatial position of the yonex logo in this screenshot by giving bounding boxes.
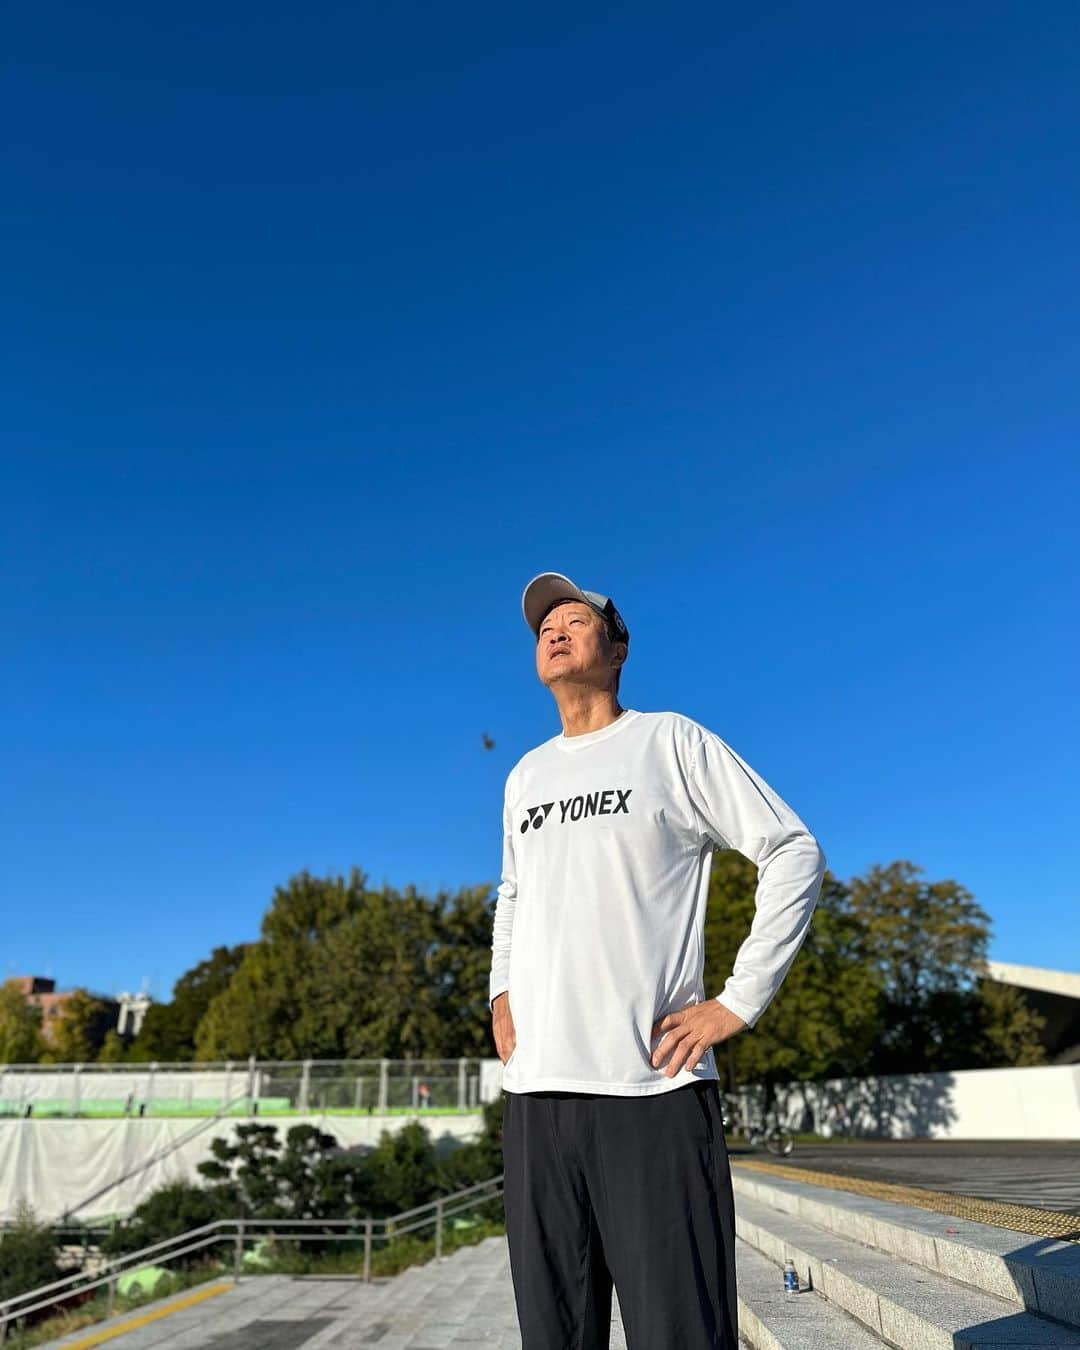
[520,788,632,834]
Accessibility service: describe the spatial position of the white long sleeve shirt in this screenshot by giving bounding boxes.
[488,709,826,1095]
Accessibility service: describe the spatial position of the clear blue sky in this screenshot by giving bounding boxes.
[4,3,1077,1000]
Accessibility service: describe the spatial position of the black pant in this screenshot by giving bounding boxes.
[501,1080,738,1350]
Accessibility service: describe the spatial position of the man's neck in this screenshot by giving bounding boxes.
[552,687,625,738]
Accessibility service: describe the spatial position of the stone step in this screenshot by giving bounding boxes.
[733,1167,1080,1329]
[736,1190,1080,1348]
[736,1236,892,1350]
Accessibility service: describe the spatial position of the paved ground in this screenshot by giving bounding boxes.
[36,1243,550,1350]
[727,1138,1080,1214]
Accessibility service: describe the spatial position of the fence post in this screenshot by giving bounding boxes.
[106,1265,117,1318]
[378,1060,389,1114]
[72,1063,82,1116]
[435,1197,444,1261]
[246,1055,256,1113]
[363,1215,372,1283]
[299,1060,311,1113]
[458,1058,467,1110]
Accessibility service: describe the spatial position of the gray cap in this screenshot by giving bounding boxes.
[521,571,629,645]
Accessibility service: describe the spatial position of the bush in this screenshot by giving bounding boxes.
[100,1102,508,1267]
[0,1200,64,1303]
[101,1181,230,1258]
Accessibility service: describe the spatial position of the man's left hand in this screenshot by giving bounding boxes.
[650,1000,748,1076]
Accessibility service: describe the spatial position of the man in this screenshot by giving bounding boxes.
[489,571,826,1350]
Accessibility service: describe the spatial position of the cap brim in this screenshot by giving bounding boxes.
[522,572,591,637]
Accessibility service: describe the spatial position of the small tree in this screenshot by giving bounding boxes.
[0,1200,63,1301]
[98,1029,128,1063]
[101,1181,229,1257]
[0,981,44,1064]
[130,945,250,1063]
[197,1123,285,1216]
[702,852,881,1096]
[850,860,1032,1074]
[43,989,116,1064]
[975,979,1047,1067]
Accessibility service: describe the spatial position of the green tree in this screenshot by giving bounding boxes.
[428,885,501,1058]
[102,1180,230,1257]
[273,1123,360,1218]
[0,981,44,1064]
[193,870,486,1061]
[703,852,881,1094]
[196,1123,360,1222]
[435,1093,506,1193]
[0,1200,63,1301]
[197,1123,286,1216]
[850,860,991,1073]
[130,944,250,1062]
[42,989,116,1064]
[352,1119,442,1217]
[194,870,370,1060]
[98,1029,128,1063]
[846,860,1047,1073]
[974,979,1046,1068]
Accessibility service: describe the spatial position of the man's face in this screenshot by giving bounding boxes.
[535,599,623,690]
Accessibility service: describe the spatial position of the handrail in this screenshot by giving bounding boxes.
[0,1173,505,1332]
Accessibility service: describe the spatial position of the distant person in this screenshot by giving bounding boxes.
[418,1081,431,1110]
[490,572,826,1349]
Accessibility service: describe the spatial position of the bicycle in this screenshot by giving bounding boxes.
[720,1093,794,1157]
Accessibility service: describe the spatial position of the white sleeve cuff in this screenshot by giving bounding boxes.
[714,990,759,1028]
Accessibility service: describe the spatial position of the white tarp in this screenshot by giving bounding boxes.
[0,1069,260,1108]
[0,1112,484,1223]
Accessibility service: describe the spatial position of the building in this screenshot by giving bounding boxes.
[116,991,153,1037]
[985,961,1080,1063]
[9,976,121,1049]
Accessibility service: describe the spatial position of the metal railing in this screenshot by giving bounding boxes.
[0,1057,493,1118]
[0,1174,505,1339]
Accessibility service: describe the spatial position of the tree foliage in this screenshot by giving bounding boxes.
[101,1179,230,1256]
[192,870,492,1060]
[101,852,1044,1080]
[849,861,1045,1073]
[42,988,116,1064]
[703,852,881,1090]
[0,1200,63,1302]
[702,854,1044,1085]
[101,1100,511,1255]
[130,944,251,1062]
[0,981,44,1064]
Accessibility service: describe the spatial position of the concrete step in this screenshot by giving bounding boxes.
[736,1190,1080,1348]
[736,1236,892,1350]
[334,1237,525,1347]
[733,1166,1080,1329]
[329,1233,620,1349]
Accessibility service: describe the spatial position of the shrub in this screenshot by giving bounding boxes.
[101,1182,230,1258]
[0,1200,63,1303]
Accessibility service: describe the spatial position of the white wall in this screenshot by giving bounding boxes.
[772,1063,1080,1140]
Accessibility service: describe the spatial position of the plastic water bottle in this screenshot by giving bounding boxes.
[784,1259,799,1295]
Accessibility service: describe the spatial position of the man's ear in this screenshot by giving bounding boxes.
[612,642,628,669]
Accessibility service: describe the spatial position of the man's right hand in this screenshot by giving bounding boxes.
[492,991,516,1064]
